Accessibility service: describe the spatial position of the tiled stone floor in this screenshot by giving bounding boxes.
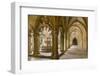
[28,45,87,61]
[60,45,87,59]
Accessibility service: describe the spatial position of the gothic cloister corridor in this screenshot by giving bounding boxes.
[28,15,88,60]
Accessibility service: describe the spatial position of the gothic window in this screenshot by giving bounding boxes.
[39,25,52,52]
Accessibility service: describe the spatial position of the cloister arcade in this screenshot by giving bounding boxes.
[28,15,88,60]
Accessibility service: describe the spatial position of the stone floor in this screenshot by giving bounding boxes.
[28,45,87,61]
[60,45,87,59]
[28,50,62,61]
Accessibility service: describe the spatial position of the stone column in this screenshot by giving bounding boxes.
[67,32,70,48]
[28,33,32,56]
[51,29,59,59]
[60,31,64,53]
[33,31,40,57]
[65,32,67,51]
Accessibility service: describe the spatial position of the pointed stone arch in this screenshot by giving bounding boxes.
[68,17,87,32]
[72,38,78,45]
[67,21,87,50]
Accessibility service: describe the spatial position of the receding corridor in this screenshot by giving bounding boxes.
[28,15,88,60]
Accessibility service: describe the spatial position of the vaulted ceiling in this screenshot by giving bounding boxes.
[28,15,88,33]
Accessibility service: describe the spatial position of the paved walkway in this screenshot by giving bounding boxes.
[28,45,87,60]
[60,45,87,59]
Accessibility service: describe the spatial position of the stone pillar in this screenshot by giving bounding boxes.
[28,33,32,56]
[60,31,64,53]
[51,29,59,59]
[33,31,40,57]
[68,33,70,48]
[64,33,67,51]
[65,32,67,51]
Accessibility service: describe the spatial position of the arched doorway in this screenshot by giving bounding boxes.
[72,38,78,45]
